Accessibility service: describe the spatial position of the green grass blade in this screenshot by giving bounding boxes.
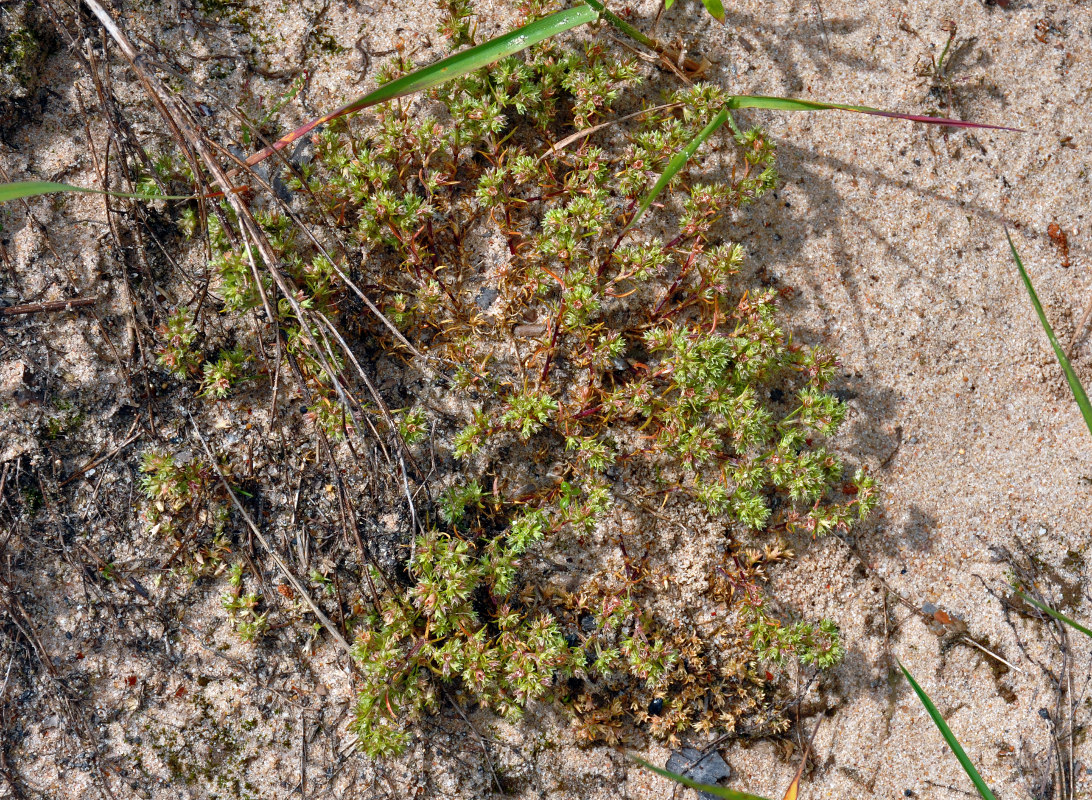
[1016,590,1092,639]
[726,95,1021,131]
[0,181,88,202]
[1006,229,1092,438]
[0,180,192,204]
[701,0,726,22]
[247,4,599,166]
[897,659,997,800]
[628,105,729,230]
[632,757,772,800]
[625,90,1018,232]
[584,0,658,50]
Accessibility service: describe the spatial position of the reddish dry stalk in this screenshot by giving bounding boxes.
[0,297,98,317]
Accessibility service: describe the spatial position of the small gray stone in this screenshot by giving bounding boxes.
[665,747,731,799]
[475,287,499,311]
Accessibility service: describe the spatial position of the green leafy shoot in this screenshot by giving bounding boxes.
[1006,228,1092,438]
[1015,589,1092,639]
[659,0,725,24]
[627,106,729,230]
[700,0,726,23]
[245,4,600,167]
[897,659,997,800]
[632,757,771,800]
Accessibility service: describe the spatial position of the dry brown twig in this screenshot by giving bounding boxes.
[443,689,504,795]
[0,297,98,317]
[78,0,427,573]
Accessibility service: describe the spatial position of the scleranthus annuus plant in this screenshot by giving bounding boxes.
[139,450,232,578]
[159,0,879,755]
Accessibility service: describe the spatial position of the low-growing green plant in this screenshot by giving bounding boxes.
[221,586,269,643]
[437,479,486,527]
[276,4,880,753]
[351,528,574,756]
[749,616,844,669]
[0,0,902,761]
[398,407,429,444]
[42,398,84,440]
[156,307,201,378]
[310,568,336,596]
[0,0,1032,786]
[199,347,250,399]
[140,449,231,576]
[3,0,981,764]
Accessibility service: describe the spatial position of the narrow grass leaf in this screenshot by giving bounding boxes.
[626,91,1017,232]
[897,659,997,800]
[632,757,771,800]
[0,180,193,204]
[726,95,1022,132]
[1006,229,1092,437]
[701,0,726,23]
[246,4,599,166]
[1016,590,1092,639]
[585,0,660,49]
[628,105,729,230]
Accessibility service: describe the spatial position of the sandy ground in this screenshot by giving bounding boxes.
[1,0,1090,798]
[705,0,1092,796]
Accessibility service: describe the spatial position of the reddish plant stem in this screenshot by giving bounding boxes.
[651,237,703,317]
[538,298,565,386]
